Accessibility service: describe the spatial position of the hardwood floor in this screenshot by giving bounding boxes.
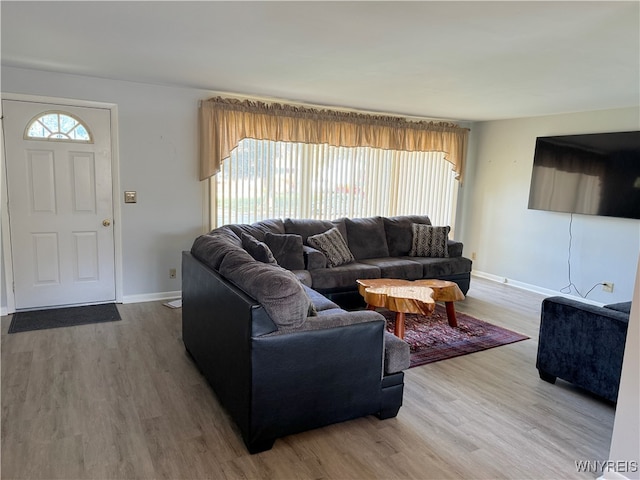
[1,277,615,479]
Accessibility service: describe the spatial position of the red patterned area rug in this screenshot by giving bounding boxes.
[380,305,529,368]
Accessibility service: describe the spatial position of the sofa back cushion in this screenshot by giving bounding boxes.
[241,233,277,264]
[220,249,310,330]
[227,219,285,241]
[344,216,389,260]
[383,215,432,257]
[191,228,243,270]
[604,302,632,315]
[264,233,305,270]
[284,218,349,244]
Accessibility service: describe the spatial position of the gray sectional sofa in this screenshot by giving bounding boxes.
[182,215,471,452]
[215,215,471,308]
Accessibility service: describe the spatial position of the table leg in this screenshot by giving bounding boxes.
[395,312,405,339]
[445,301,458,327]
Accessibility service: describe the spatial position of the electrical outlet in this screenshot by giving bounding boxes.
[169,268,177,279]
[471,252,477,261]
[602,282,614,293]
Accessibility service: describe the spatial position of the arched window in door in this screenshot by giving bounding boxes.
[24,111,93,143]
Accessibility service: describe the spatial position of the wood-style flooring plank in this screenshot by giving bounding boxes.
[1,277,616,479]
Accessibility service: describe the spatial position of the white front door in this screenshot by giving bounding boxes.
[3,99,116,310]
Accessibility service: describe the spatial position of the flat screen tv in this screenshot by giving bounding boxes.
[528,131,640,220]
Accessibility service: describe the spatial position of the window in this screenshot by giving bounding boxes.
[25,111,92,142]
[201,97,468,230]
[213,139,458,228]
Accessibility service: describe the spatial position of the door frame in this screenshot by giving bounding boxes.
[1,93,123,314]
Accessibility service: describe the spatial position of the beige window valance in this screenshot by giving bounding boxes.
[199,96,469,182]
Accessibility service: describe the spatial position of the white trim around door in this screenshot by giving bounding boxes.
[1,93,123,314]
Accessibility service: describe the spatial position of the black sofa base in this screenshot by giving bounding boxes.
[182,251,406,453]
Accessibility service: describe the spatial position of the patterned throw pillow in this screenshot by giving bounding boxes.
[409,224,450,257]
[307,227,355,268]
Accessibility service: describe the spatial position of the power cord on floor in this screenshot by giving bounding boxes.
[559,213,604,298]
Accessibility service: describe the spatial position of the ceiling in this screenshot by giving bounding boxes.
[1,1,639,121]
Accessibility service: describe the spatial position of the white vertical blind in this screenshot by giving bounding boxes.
[213,139,458,228]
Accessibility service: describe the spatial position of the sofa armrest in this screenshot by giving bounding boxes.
[447,239,463,258]
[536,296,629,402]
[250,319,385,446]
[303,245,327,270]
[540,296,630,326]
[270,309,385,334]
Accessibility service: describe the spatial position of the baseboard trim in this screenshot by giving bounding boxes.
[122,291,182,304]
[1,272,609,314]
[471,270,605,307]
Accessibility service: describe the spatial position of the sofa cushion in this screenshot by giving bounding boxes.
[447,240,464,258]
[284,218,348,244]
[303,245,327,270]
[264,233,305,270]
[241,233,277,264]
[272,309,382,333]
[359,257,423,280]
[307,227,354,267]
[383,215,432,257]
[310,262,380,292]
[316,308,347,317]
[409,224,450,258]
[220,250,310,329]
[191,229,243,271]
[293,270,313,287]
[345,217,389,260]
[406,256,472,278]
[227,218,285,242]
[302,285,341,312]
[384,331,411,374]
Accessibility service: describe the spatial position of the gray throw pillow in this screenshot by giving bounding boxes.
[241,233,277,264]
[383,215,432,257]
[308,227,355,267]
[409,224,450,257]
[264,233,305,270]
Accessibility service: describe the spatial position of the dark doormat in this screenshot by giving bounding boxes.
[8,303,121,334]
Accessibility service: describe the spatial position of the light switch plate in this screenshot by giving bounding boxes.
[124,191,137,203]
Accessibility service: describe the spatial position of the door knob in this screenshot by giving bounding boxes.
[102,219,111,227]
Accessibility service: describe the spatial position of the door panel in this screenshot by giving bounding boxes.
[32,233,60,284]
[27,150,57,213]
[3,99,115,310]
[70,152,97,212]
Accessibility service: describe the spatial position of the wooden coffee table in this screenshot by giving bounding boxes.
[356,278,465,339]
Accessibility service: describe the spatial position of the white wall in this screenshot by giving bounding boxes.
[604,257,640,480]
[1,66,208,308]
[459,108,640,304]
[3,66,639,310]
